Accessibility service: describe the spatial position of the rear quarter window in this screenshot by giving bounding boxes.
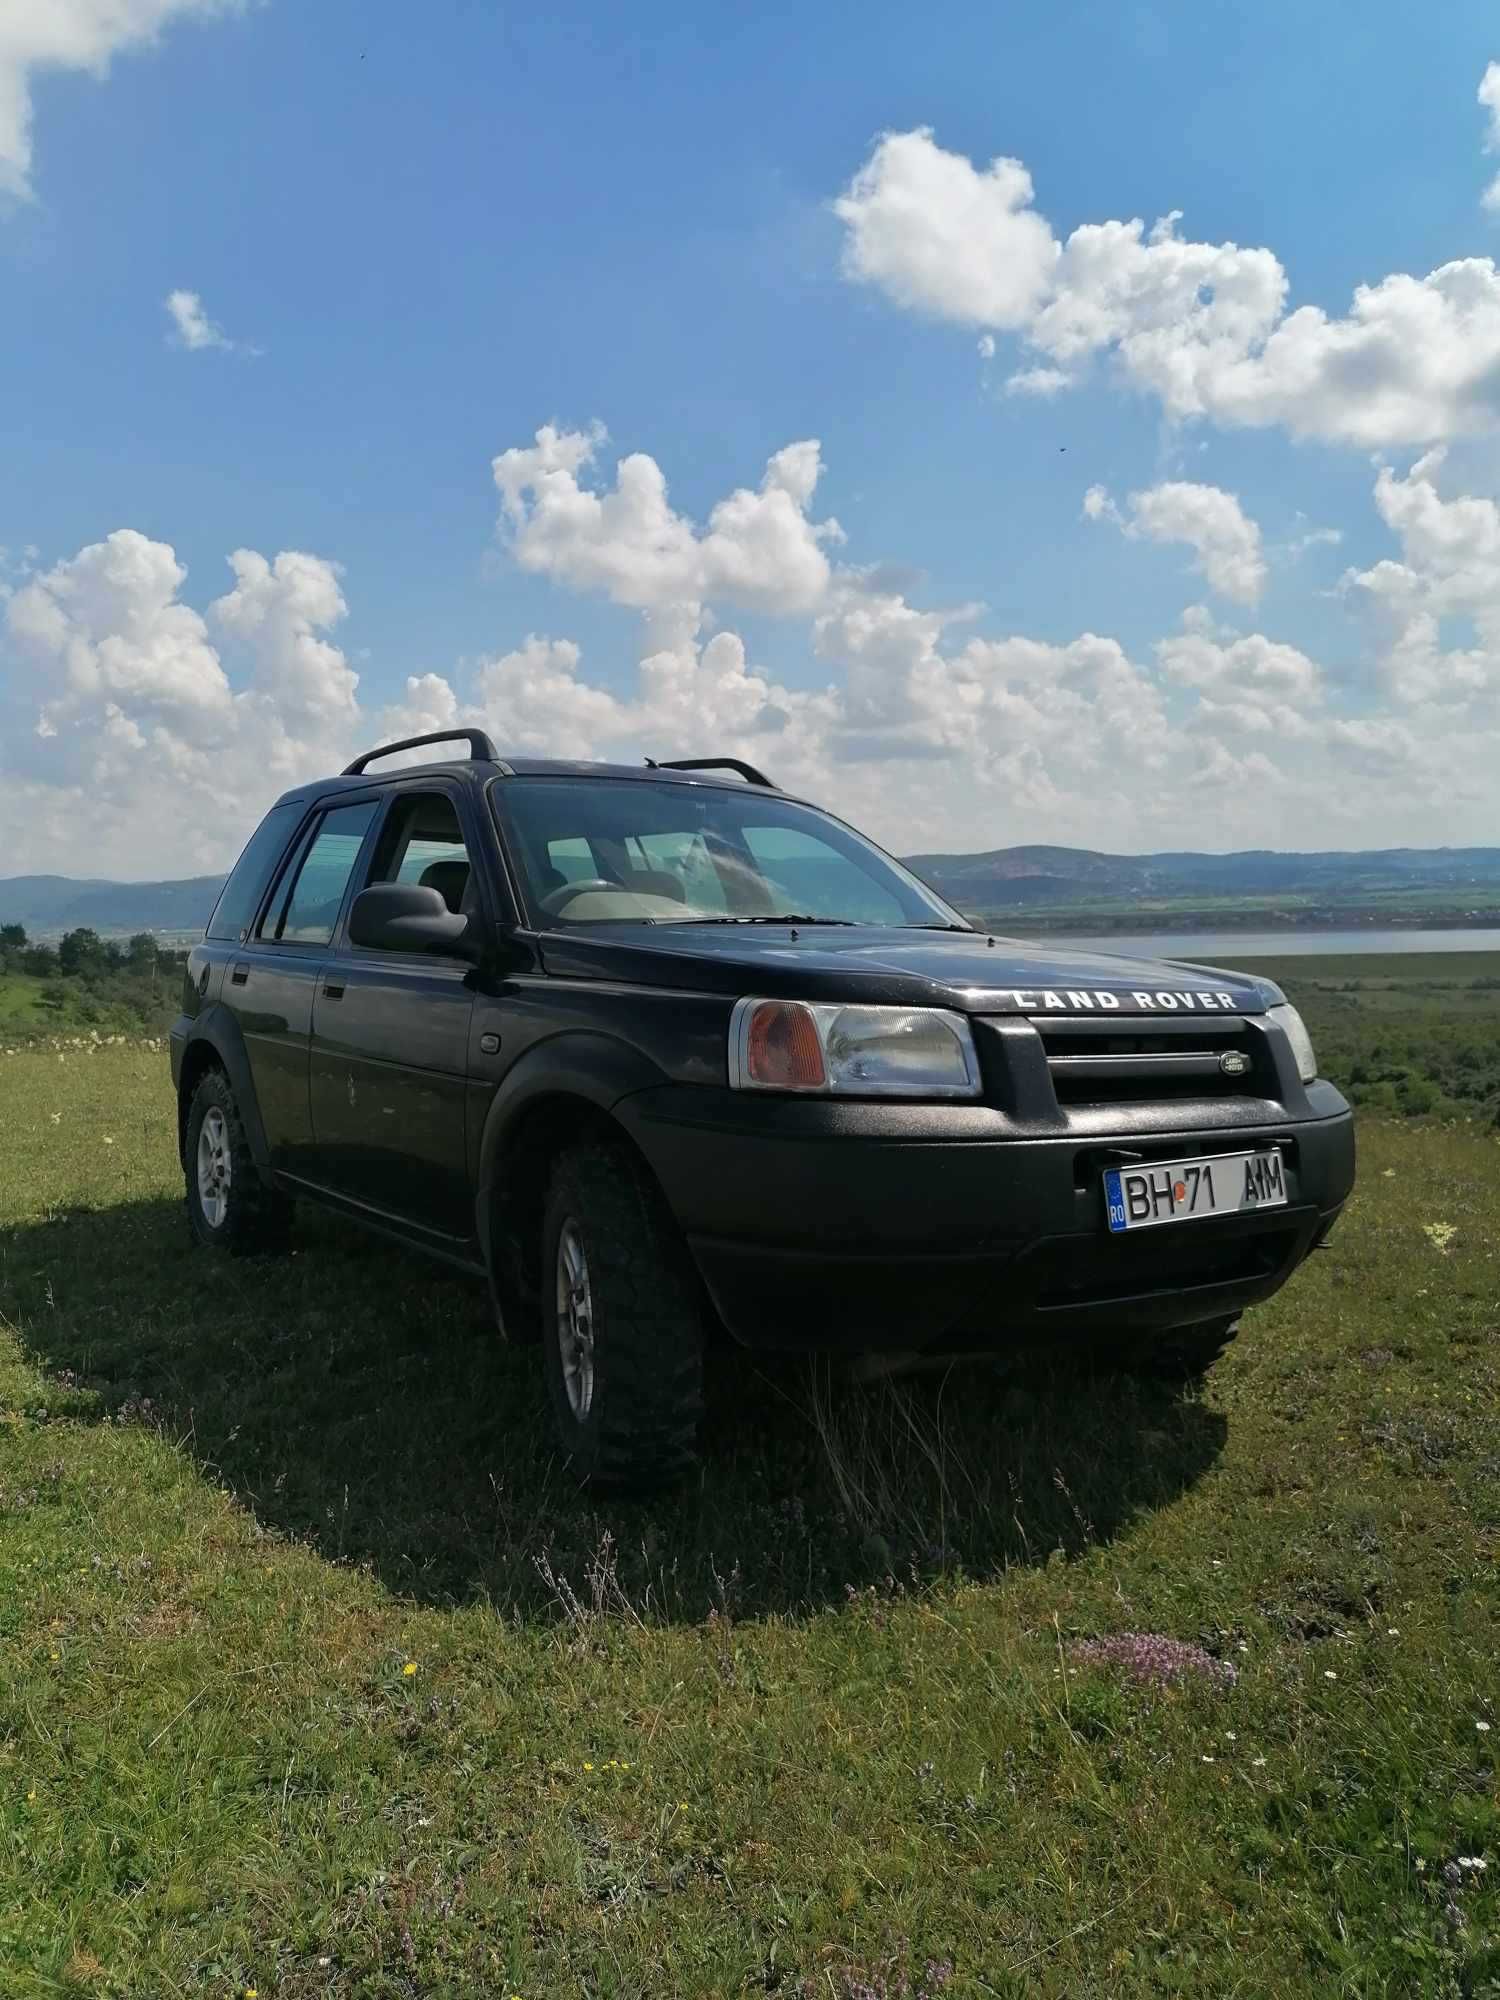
[206,801,305,942]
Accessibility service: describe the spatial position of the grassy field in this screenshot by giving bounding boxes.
[1216,953,1500,1126]
[0,974,175,1044]
[1,1021,1498,1994]
[974,893,1500,934]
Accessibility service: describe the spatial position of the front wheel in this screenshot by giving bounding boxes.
[184,1068,292,1255]
[541,1143,705,1489]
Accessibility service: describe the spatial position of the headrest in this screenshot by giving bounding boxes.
[418,859,471,912]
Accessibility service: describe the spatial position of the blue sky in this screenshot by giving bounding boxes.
[5,0,1500,875]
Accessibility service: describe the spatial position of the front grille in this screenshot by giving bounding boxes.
[1036,1014,1266,1106]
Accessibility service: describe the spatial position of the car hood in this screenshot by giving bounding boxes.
[533,924,1280,1016]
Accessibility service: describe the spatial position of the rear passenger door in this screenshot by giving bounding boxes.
[222,797,380,1176]
[307,785,479,1240]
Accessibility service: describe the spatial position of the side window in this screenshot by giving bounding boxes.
[366,792,473,912]
[206,801,304,941]
[261,801,378,945]
[742,824,904,924]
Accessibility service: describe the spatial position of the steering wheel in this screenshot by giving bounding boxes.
[538,878,632,914]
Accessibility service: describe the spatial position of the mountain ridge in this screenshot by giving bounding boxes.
[5,845,1500,935]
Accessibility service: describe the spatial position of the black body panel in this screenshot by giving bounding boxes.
[307,955,475,1233]
[616,1086,1352,1350]
[221,945,324,1174]
[534,923,1277,1016]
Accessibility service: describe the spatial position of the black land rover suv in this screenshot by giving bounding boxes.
[171,729,1355,1485]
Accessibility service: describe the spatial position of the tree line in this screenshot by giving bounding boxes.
[1,924,189,1033]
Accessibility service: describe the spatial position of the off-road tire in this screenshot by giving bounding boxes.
[1126,1313,1240,1382]
[541,1142,705,1489]
[184,1067,293,1255]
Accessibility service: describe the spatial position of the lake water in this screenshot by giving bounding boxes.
[1034,928,1500,960]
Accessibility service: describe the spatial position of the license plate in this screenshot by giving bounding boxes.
[1103,1149,1287,1234]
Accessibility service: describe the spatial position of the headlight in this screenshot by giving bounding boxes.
[728,998,981,1099]
[1267,1002,1317,1083]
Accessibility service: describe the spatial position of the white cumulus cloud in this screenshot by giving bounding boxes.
[1086,480,1267,604]
[1344,448,1500,702]
[4,531,362,872]
[492,425,843,622]
[0,0,237,203]
[165,288,237,352]
[834,130,1058,330]
[1480,61,1500,213]
[834,120,1500,446]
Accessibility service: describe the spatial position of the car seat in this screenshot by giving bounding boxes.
[419,859,472,914]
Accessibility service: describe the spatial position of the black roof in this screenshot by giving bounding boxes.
[272,756,790,811]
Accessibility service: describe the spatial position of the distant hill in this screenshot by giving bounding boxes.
[0,874,225,936]
[904,845,1500,913]
[6,844,1500,937]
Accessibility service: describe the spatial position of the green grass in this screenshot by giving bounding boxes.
[0,977,52,1034]
[1,1039,1498,1996]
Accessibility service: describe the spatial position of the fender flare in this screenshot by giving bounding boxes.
[474,1032,669,1272]
[176,1005,273,1174]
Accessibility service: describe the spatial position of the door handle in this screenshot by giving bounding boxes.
[322,977,345,1000]
[230,962,249,986]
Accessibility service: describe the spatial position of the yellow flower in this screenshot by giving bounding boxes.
[583,1761,594,1771]
[25,1789,37,1804]
[402,1662,418,1676]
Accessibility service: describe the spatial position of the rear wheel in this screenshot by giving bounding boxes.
[184,1068,292,1255]
[541,1142,704,1488]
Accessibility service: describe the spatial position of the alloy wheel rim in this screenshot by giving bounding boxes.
[196,1105,231,1228]
[555,1219,596,1421]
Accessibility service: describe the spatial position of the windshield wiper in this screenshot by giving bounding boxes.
[650,914,860,927]
[899,922,974,933]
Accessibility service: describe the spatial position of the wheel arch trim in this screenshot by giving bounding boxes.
[176,1007,272,1174]
[474,1033,670,1278]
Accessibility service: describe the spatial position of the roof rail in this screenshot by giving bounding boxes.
[342,728,502,776]
[650,756,777,789]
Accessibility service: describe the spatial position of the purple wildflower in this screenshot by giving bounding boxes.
[1074,1631,1237,1689]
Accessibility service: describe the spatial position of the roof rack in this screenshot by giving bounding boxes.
[649,756,777,789]
[342,728,502,776]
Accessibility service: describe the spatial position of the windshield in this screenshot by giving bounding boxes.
[492,777,967,930]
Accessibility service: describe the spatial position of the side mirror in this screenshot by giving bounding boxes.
[348,882,476,958]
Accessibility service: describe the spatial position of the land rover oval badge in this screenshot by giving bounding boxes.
[1220,1050,1251,1077]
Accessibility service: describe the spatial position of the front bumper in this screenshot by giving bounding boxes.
[619,1083,1355,1352]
